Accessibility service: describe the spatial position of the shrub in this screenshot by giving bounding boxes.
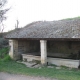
[2,55,11,61]
[0,32,8,49]
[0,47,9,59]
[0,38,8,48]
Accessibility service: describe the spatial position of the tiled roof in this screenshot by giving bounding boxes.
[6,18,80,39]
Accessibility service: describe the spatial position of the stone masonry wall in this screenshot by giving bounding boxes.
[9,40,19,60]
[13,40,19,60]
[9,39,80,60]
[18,40,80,59]
[18,40,40,55]
[47,41,80,59]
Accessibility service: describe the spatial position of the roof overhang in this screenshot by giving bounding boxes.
[6,38,80,41]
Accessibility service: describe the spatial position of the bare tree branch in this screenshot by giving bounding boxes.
[0,0,9,33]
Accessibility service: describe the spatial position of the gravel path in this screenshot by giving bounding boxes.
[0,72,58,80]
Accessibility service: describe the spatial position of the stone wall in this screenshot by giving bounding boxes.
[9,40,19,60]
[18,40,80,59]
[47,41,80,59]
[9,40,40,60]
[9,39,80,60]
[13,40,19,60]
[18,40,40,55]
[48,58,79,68]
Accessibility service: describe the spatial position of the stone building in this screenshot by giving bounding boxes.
[6,18,80,68]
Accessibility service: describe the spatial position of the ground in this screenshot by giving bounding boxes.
[0,72,57,80]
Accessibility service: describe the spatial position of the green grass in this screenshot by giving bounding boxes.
[0,60,80,80]
[62,16,80,20]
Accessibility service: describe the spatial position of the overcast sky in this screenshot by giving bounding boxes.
[4,0,80,32]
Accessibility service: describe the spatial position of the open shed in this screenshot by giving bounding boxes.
[6,18,80,68]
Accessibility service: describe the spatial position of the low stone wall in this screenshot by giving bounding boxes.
[22,54,40,62]
[22,54,79,68]
[48,58,79,68]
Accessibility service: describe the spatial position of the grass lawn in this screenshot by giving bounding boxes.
[0,60,80,80]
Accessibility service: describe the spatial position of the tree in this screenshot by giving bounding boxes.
[0,0,8,32]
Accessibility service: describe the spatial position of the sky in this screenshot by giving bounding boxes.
[3,0,80,32]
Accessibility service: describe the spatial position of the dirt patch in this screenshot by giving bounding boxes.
[0,72,58,80]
